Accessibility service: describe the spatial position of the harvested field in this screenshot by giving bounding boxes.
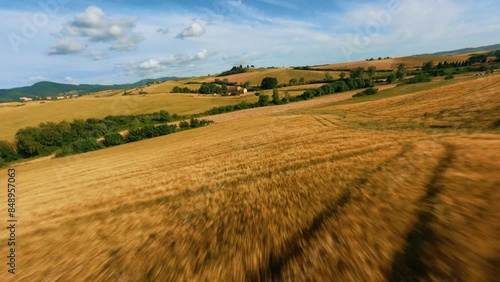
[313,74,500,130]
[1,75,498,281]
[203,68,336,86]
[314,54,473,70]
[0,92,257,141]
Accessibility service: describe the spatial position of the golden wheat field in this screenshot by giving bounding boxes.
[0,92,257,142]
[0,75,499,281]
[202,68,337,85]
[313,53,474,70]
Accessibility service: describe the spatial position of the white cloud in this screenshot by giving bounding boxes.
[109,34,145,51]
[161,49,209,66]
[116,49,209,77]
[176,22,206,39]
[53,6,144,54]
[29,76,48,82]
[64,76,75,84]
[139,59,162,70]
[48,39,87,55]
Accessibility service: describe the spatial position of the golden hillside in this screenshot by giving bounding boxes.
[313,53,473,70]
[1,74,498,281]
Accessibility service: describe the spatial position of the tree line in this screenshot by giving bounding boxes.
[200,76,376,116]
[0,111,213,166]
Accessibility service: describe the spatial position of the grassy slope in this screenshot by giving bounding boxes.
[1,75,498,281]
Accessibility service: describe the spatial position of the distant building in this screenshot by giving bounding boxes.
[45,96,52,100]
[486,56,497,63]
[19,97,33,102]
[56,96,65,100]
[227,86,248,95]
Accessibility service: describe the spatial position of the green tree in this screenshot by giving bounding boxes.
[272,88,280,104]
[103,133,125,147]
[0,141,20,162]
[396,64,406,80]
[350,67,365,79]
[298,77,305,85]
[289,78,298,85]
[405,73,432,84]
[199,83,211,94]
[157,110,171,122]
[261,77,278,89]
[221,84,228,95]
[386,73,396,84]
[340,71,347,79]
[71,138,102,153]
[258,94,269,106]
[324,72,333,81]
[423,61,434,72]
[243,81,251,89]
[367,66,376,79]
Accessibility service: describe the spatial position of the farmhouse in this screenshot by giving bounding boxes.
[486,56,497,63]
[19,97,33,102]
[227,86,248,95]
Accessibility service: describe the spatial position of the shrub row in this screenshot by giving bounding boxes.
[297,78,374,100]
[55,118,212,158]
[1,110,213,164]
[13,110,182,159]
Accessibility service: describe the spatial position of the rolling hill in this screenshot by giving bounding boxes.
[1,73,498,281]
[417,43,500,56]
[311,53,473,71]
[0,77,178,103]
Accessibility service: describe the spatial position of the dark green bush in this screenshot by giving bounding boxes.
[103,133,125,147]
[0,141,20,162]
[261,77,278,89]
[353,87,378,97]
[71,138,103,154]
[405,73,432,84]
[258,94,270,106]
[179,121,190,129]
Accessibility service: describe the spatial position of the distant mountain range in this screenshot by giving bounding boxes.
[417,43,500,56]
[0,77,179,103]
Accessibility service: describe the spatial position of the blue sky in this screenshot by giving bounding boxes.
[1,0,499,88]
